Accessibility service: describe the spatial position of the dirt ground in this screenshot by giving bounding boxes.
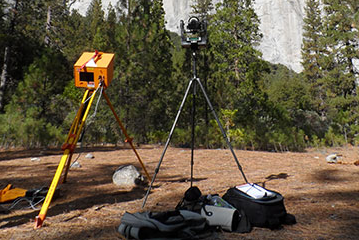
[0,144,358,240]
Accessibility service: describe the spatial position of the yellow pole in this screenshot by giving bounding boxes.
[63,90,90,144]
[34,90,97,229]
[103,92,151,181]
[34,149,71,229]
[62,90,90,183]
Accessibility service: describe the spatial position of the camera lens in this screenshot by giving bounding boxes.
[188,17,201,31]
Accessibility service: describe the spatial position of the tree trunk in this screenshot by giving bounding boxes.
[0,46,9,111]
[124,0,132,128]
[0,0,19,112]
[44,5,52,46]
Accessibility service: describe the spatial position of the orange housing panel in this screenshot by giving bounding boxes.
[74,52,114,89]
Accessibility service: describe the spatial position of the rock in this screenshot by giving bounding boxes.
[112,165,144,187]
[85,153,94,159]
[71,161,82,168]
[326,154,340,164]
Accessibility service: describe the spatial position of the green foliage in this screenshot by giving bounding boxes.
[324,126,347,147]
[302,0,324,82]
[111,0,175,142]
[208,0,263,107]
[147,130,168,144]
[301,0,359,147]
[0,48,70,147]
[206,119,224,148]
[172,128,192,148]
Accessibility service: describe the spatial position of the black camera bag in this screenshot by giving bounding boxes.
[222,186,295,229]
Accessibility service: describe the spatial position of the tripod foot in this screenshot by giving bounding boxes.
[34,214,45,229]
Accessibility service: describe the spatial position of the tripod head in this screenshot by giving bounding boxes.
[180,16,208,50]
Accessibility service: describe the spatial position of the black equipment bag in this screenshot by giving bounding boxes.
[118,210,209,239]
[222,184,295,229]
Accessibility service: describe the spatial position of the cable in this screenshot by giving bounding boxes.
[70,83,104,168]
[8,188,47,210]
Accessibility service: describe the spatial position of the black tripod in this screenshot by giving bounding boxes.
[142,47,248,207]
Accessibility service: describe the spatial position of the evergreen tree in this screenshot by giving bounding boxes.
[301,0,328,135]
[1,49,70,147]
[263,64,320,146]
[105,3,117,52]
[191,0,213,19]
[302,0,324,83]
[0,0,72,111]
[321,0,359,144]
[62,10,90,63]
[86,0,111,51]
[112,0,174,142]
[208,0,271,149]
[208,0,264,108]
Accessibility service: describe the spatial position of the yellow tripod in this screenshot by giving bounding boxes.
[34,87,150,229]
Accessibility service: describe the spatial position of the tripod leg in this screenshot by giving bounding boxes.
[62,91,91,183]
[34,90,97,229]
[190,81,197,187]
[195,78,248,183]
[142,79,195,208]
[102,92,150,181]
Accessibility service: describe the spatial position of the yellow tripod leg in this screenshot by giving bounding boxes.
[62,90,91,184]
[34,149,71,229]
[34,90,96,229]
[103,92,151,181]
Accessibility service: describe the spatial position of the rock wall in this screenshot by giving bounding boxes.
[254,0,305,72]
[72,0,306,72]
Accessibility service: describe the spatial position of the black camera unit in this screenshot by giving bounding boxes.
[180,16,208,49]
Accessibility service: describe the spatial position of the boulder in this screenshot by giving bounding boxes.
[112,165,145,187]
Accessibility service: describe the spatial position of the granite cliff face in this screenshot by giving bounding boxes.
[72,0,305,72]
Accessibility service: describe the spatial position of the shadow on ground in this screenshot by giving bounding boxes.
[0,145,152,161]
[0,186,146,229]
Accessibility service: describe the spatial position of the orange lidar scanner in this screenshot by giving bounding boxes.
[74,52,114,89]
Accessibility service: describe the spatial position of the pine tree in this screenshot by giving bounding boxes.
[191,0,214,19]
[302,0,323,82]
[208,0,264,108]
[112,0,174,142]
[208,0,269,138]
[0,0,71,111]
[1,49,70,147]
[62,10,90,62]
[86,0,111,51]
[105,3,117,52]
[301,0,327,120]
[321,0,359,144]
